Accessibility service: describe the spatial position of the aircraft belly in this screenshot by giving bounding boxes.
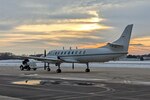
[60,53,124,63]
[78,54,123,63]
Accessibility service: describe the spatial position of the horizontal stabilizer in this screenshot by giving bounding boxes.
[107,43,123,48]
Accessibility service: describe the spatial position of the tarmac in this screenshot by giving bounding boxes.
[0,66,150,100]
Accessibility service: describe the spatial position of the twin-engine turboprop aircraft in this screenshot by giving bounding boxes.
[23,24,133,73]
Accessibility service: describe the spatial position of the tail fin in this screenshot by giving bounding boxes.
[112,24,133,51]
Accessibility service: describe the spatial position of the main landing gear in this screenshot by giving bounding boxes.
[56,63,61,73]
[44,63,90,73]
[85,63,90,72]
[47,67,51,72]
[44,63,51,72]
[44,63,62,73]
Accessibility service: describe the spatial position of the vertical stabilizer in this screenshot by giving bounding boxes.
[112,24,133,51]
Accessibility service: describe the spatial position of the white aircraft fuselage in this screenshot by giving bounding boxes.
[47,47,127,63]
[26,24,133,73]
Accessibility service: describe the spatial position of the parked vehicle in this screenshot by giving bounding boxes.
[20,59,37,71]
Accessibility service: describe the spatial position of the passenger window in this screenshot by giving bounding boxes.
[75,51,78,54]
[55,52,57,55]
[83,50,86,54]
[64,51,66,54]
[79,51,82,54]
[72,51,74,54]
[68,51,70,54]
[61,51,63,55]
[52,52,54,55]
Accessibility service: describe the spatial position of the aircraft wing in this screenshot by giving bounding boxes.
[18,56,61,63]
[30,56,60,61]
[17,55,79,63]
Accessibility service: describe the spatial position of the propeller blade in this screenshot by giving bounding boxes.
[72,63,74,70]
[44,49,46,70]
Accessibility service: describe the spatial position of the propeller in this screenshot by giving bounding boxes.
[72,63,74,70]
[44,49,46,70]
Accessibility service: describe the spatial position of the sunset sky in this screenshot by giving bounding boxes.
[0,0,149,55]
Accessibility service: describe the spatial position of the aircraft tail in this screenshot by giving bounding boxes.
[110,24,133,51]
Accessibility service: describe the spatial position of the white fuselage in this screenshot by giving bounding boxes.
[32,24,132,65]
[46,46,127,63]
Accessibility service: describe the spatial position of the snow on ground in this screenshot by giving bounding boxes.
[0,59,44,67]
[0,59,149,68]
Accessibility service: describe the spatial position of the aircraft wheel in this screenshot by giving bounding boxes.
[47,68,51,72]
[27,66,31,71]
[20,65,24,71]
[33,68,37,71]
[56,69,61,73]
[85,68,90,72]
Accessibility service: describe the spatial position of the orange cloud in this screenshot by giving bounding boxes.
[79,36,150,55]
[79,42,106,49]
[128,37,150,55]
[14,11,111,33]
[15,23,111,32]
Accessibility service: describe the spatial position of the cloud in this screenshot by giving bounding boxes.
[0,0,149,54]
[130,43,144,46]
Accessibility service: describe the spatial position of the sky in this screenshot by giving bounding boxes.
[0,0,149,55]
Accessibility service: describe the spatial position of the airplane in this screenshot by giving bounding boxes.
[23,24,133,73]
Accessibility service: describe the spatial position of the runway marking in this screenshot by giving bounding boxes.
[57,95,96,100]
[0,95,23,100]
[22,94,68,99]
[59,94,140,100]
[56,87,114,100]
[106,96,138,100]
[93,87,115,94]
[0,83,111,100]
[51,94,79,99]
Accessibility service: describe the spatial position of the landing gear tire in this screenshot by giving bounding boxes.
[47,68,51,72]
[20,65,24,71]
[27,66,31,71]
[56,69,61,73]
[33,68,37,71]
[85,68,90,72]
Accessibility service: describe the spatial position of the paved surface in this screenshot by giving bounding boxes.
[0,75,150,100]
